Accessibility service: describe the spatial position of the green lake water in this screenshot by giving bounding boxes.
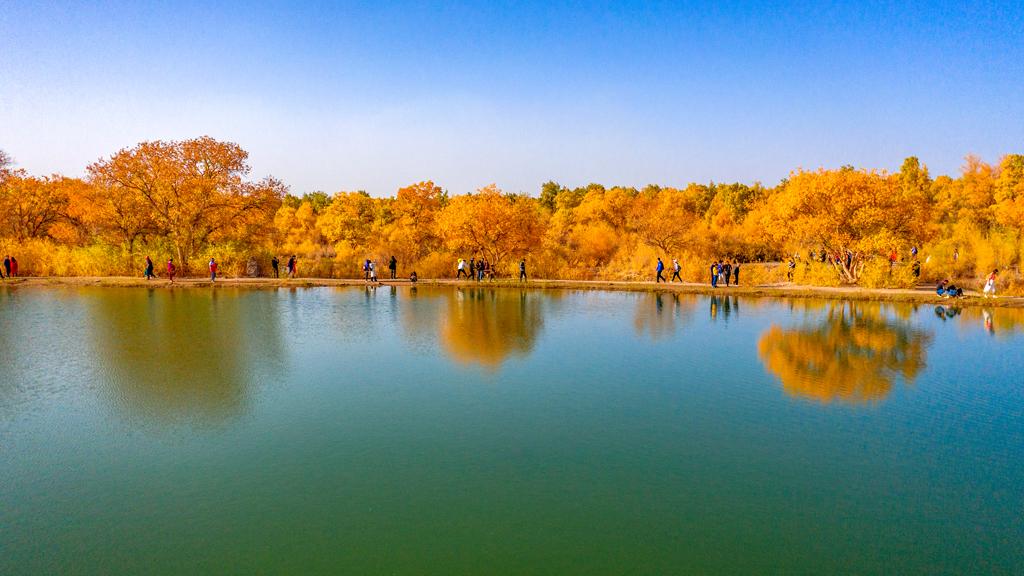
[1,286,1022,574]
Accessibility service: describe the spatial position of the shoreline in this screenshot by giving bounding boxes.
[3,275,1021,308]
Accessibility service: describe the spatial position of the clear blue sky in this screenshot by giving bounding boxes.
[1,1,1022,196]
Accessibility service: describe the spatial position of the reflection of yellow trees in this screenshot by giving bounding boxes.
[758,302,930,404]
[86,288,284,423]
[440,288,543,369]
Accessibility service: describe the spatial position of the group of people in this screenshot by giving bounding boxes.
[710,260,740,287]
[141,254,300,282]
[453,257,529,282]
[654,258,683,283]
[271,255,298,279]
[1,255,18,279]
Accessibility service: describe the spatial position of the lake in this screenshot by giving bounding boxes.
[1,286,1022,574]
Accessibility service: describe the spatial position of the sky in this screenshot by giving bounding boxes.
[1,1,1022,196]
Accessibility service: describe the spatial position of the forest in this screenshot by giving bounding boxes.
[1,137,1022,292]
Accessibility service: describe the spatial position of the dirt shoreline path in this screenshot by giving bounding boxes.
[4,275,1021,309]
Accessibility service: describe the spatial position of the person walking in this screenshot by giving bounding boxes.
[983,269,998,298]
[167,258,176,283]
[287,255,296,278]
[9,256,17,277]
[477,258,486,282]
[144,256,155,280]
[469,258,476,281]
[710,261,718,287]
[656,258,666,283]
[388,255,397,280]
[209,258,218,282]
[457,258,467,279]
[671,259,682,282]
[519,258,527,282]
[732,260,740,286]
[3,255,9,278]
[271,255,280,278]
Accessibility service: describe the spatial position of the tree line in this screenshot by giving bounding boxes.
[1,137,1022,289]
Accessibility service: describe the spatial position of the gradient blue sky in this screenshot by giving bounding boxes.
[2,1,1022,196]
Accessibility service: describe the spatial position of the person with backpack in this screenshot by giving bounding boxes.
[209,258,218,282]
[388,255,397,280]
[369,260,378,282]
[655,258,666,283]
[144,256,155,280]
[457,258,467,279]
[519,258,527,282]
[167,258,176,283]
[671,259,682,282]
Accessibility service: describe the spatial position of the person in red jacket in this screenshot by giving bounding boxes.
[167,258,176,283]
[10,256,17,277]
[209,257,218,282]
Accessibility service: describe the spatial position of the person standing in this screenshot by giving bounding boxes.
[477,258,486,282]
[209,258,218,282]
[167,258,176,283]
[363,259,370,281]
[287,255,296,278]
[722,261,732,287]
[9,256,17,277]
[732,260,740,286]
[144,256,155,280]
[656,258,666,283]
[271,255,280,278]
[469,258,476,281]
[670,259,682,282]
[389,255,397,280]
[519,258,527,282]
[4,255,10,278]
[787,256,796,282]
[369,260,378,282]
[457,258,467,279]
[710,261,718,287]
[983,269,998,298]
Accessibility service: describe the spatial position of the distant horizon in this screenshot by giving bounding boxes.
[3,1,1022,196]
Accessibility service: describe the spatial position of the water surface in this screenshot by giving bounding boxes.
[2,286,1022,574]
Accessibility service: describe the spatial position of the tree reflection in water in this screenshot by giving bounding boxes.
[86,288,285,424]
[440,287,544,369]
[758,301,930,404]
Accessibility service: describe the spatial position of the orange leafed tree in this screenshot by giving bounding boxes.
[87,137,284,272]
[767,167,934,282]
[437,184,544,272]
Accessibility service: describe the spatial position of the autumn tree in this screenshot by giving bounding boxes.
[628,187,698,253]
[386,181,446,261]
[437,185,545,272]
[0,173,79,240]
[767,167,934,282]
[88,137,284,272]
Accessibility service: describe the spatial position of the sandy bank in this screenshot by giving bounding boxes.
[3,275,1021,309]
